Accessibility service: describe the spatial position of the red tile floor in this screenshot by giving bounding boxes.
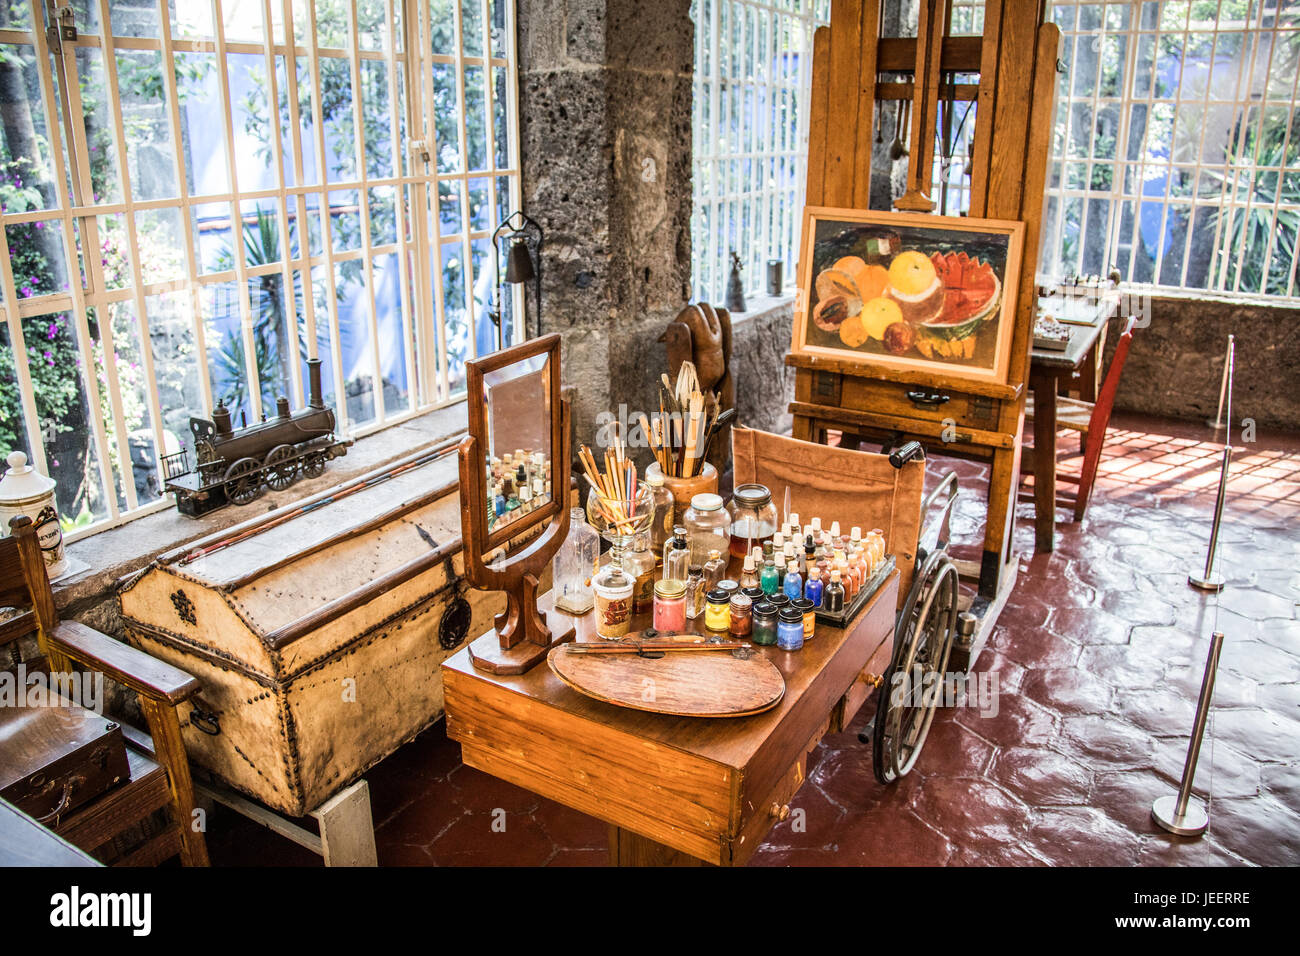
[205,412,1300,866]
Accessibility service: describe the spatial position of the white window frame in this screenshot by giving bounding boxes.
[1044,0,1300,301]
[0,0,523,541]
[690,0,830,304]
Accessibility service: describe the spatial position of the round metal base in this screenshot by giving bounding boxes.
[1188,573,1225,592]
[1152,795,1209,837]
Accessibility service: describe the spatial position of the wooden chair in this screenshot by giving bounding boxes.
[0,515,209,865]
[1023,315,1139,521]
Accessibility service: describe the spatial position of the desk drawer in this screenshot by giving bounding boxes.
[731,715,830,865]
[839,375,1003,429]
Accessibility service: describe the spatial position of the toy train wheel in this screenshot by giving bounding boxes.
[871,549,960,785]
[224,457,264,505]
[264,444,298,491]
[301,452,327,479]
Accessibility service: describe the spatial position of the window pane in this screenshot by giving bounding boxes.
[0,43,64,213]
[21,312,111,526]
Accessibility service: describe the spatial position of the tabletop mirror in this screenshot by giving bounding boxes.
[458,333,574,674]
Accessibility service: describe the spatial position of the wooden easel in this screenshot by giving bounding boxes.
[789,0,1060,669]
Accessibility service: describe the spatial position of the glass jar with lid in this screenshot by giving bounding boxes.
[726,483,778,559]
[684,493,730,567]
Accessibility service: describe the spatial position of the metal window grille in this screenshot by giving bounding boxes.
[691,0,830,305]
[0,0,522,540]
[1044,0,1300,300]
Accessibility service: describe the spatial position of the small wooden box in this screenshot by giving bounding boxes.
[118,450,505,817]
[0,705,130,821]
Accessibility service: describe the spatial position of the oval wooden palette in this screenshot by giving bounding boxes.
[548,642,786,718]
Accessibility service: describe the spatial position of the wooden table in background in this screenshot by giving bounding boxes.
[1028,313,1111,552]
[442,569,899,866]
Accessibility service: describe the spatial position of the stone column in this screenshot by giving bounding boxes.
[516,0,695,455]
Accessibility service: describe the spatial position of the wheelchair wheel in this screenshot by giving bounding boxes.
[872,550,960,784]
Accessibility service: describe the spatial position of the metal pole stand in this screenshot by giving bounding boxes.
[1204,334,1233,430]
[1190,338,1234,592]
[1152,631,1224,837]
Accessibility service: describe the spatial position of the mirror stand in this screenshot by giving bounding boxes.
[456,333,575,675]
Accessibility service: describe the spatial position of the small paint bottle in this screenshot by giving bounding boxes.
[783,556,804,602]
[652,578,687,633]
[777,607,805,651]
[729,592,753,638]
[823,569,846,614]
[760,553,781,595]
[685,566,706,619]
[739,554,759,589]
[792,596,816,641]
[805,566,824,607]
[752,602,779,646]
[704,587,731,632]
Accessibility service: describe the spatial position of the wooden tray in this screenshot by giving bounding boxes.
[547,640,786,718]
[814,554,897,628]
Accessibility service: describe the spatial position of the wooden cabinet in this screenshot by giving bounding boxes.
[443,570,899,866]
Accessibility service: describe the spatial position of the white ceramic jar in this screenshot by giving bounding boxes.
[0,451,68,579]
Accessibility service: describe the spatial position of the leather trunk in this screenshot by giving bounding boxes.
[116,447,507,817]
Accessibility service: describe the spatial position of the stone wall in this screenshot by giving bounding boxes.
[517,0,695,459]
[1103,294,1300,430]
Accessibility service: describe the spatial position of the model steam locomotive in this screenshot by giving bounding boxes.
[162,358,352,517]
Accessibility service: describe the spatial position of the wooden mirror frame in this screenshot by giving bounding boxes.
[458,333,575,674]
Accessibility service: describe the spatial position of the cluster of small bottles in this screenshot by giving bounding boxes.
[486,450,553,530]
[550,481,888,652]
[738,515,887,617]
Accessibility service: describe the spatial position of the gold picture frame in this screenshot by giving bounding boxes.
[792,207,1026,387]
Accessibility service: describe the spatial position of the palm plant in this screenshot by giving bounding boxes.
[212,207,306,415]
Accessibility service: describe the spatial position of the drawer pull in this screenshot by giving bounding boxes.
[770,803,792,822]
[905,389,950,409]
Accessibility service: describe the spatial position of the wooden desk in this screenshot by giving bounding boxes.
[1028,312,1111,552]
[443,570,899,866]
[0,797,101,867]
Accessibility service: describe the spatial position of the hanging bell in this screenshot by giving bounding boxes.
[504,237,535,284]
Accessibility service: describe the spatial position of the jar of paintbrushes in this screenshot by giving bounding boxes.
[639,361,725,523]
[578,440,654,638]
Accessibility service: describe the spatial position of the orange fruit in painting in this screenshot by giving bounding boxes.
[888,251,938,296]
[838,313,869,347]
[860,296,903,341]
[856,265,890,303]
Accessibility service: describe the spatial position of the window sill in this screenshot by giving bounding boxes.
[55,401,470,614]
[727,292,796,327]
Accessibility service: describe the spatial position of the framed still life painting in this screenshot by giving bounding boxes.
[792,207,1026,387]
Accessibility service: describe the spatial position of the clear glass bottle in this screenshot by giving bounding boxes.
[727,483,778,559]
[702,549,727,590]
[552,507,599,614]
[663,527,690,583]
[685,565,706,620]
[645,471,675,561]
[739,554,758,590]
[684,493,730,567]
[624,531,657,614]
